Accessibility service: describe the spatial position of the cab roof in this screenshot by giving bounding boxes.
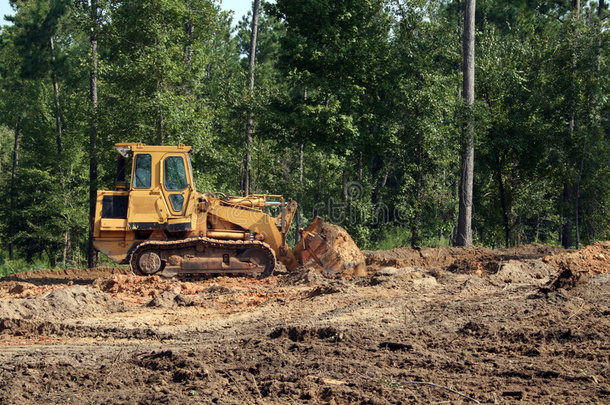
[114,142,192,155]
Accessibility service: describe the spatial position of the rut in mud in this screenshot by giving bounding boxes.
[0,243,608,404]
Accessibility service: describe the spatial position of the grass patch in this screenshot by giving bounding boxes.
[0,258,53,277]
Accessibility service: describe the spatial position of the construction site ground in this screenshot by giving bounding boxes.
[0,242,608,404]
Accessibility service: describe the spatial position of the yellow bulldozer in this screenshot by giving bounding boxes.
[93,143,363,278]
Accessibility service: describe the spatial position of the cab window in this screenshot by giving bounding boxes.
[164,156,188,191]
[133,154,152,189]
[169,194,185,211]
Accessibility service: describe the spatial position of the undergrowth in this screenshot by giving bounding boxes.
[371,226,451,250]
[0,252,117,277]
[0,258,54,277]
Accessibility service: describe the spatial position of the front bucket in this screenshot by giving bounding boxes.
[293,217,366,275]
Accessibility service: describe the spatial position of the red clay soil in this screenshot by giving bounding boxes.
[2,266,130,282]
[92,274,286,306]
[319,222,367,275]
[543,241,610,274]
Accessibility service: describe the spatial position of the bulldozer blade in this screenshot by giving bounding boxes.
[293,217,366,275]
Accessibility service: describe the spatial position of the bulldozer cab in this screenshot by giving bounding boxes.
[114,143,195,233]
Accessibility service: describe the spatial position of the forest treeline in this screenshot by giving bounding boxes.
[0,0,608,269]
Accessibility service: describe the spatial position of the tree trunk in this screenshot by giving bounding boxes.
[495,156,510,247]
[574,186,581,249]
[372,160,390,206]
[295,143,304,244]
[295,87,307,244]
[558,186,564,244]
[62,231,71,265]
[185,19,194,68]
[484,90,510,248]
[88,0,99,269]
[575,133,587,249]
[456,0,476,247]
[561,185,574,248]
[456,0,463,99]
[411,143,423,247]
[8,120,20,260]
[50,35,71,264]
[371,160,389,230]
[243,0,260,196]
[598,1,605,73]
[343,169,349,209]
[569,0,581,249]
[50,36,63,157]
[157,99,164,145]
[581,0,605,244]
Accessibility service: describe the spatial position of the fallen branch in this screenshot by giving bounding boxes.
[246,372,263,402]
[221,370,252,405]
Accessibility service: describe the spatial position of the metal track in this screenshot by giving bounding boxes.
[129,237,276,280]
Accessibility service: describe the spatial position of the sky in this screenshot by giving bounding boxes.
[221,0,252,24]
[0,0,12,24]
[0,0,251,26]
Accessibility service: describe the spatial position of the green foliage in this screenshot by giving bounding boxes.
[371,226,451,251]
[0,0,608,269]
[0,255,51,277]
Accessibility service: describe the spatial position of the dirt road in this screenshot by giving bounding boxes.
[0,243,608,404]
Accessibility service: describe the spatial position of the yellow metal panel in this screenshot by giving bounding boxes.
[128,189,167,224]
[155,198,169,222]
[100,218,128,230]
[97,230,129,239]
[94,190,129,237]
[209,205,298,270]
[93,240,134,263]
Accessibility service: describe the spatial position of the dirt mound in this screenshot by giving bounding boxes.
[360,267,440,290]
[269,325,346,343]
[0,285,121,321]
[318,222,367,274]
[488,260,556,286]
[457,276,491,294]
[94,274,204,298]
[0,281,65,299]
[306,281,354,298]
[501,243,566,258]
[365,243,572,276]
[134,350,210,380]
[94,274,270,306]
[365,245,470,269]
[0,317,167,339]
[541,268,590,292]
[543,241,610,274]
[280,267,324,286]
[147,291,205,308]
[1,267,129,285]
[295,219,367,277]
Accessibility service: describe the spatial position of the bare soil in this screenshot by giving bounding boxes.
[0,243,608,404]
